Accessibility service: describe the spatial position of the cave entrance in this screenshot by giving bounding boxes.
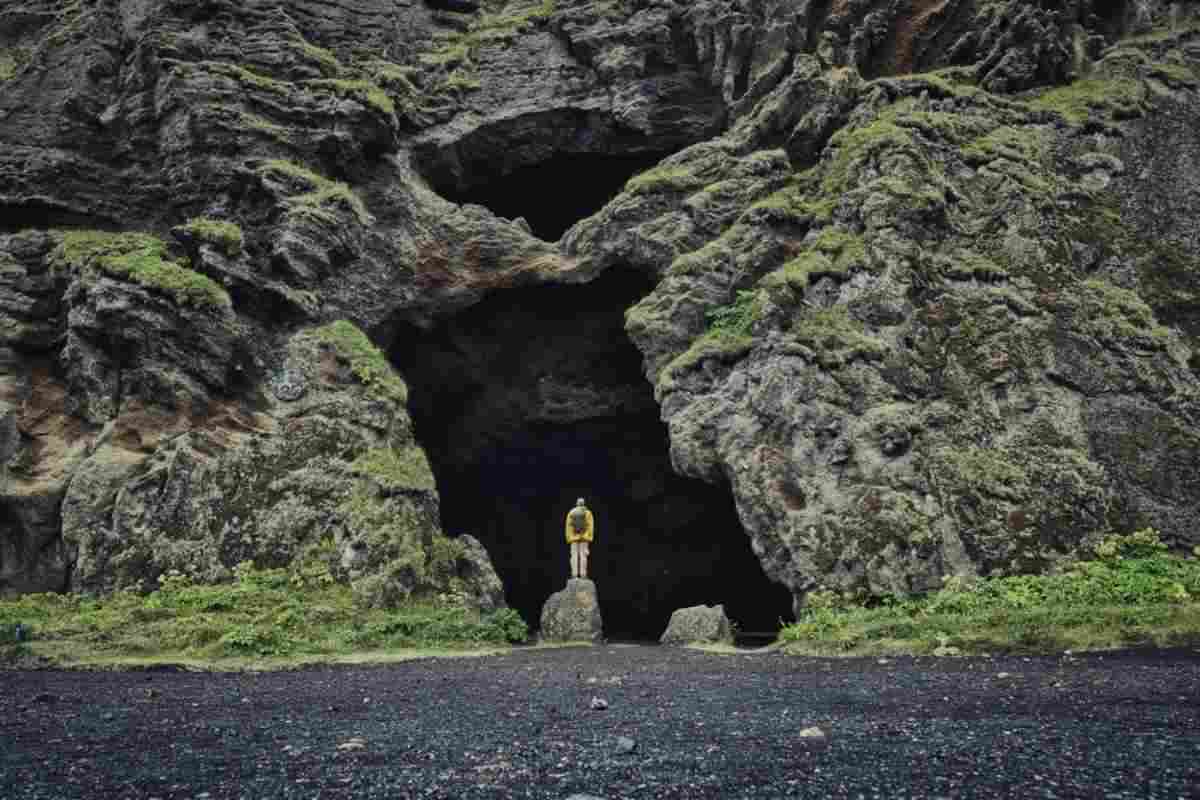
[388,270,794,641]
[431,151,672,242]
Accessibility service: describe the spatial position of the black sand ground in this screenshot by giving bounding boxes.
[2,645,1198,799]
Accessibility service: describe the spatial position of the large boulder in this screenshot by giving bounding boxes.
[539,578,603,643]
[660,605,734,647]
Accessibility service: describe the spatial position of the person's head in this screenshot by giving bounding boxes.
[576,497,586,507]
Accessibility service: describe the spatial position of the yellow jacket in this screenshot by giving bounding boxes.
[564,507,594,543]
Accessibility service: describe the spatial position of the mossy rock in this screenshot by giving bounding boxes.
[51,231,231,310]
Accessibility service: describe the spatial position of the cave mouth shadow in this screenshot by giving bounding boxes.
[428,151,675,243]
[388,271,794,641]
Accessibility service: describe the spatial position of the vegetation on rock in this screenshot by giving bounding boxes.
[257,160,373,225]
[311,321,408,405]
[0,560,527,667]
[304,78,395,116]
[179,217,244,257]
[351,446,438,492]
[780,530,1200,656]
[51,231,231,310]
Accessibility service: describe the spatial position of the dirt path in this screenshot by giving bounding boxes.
[2,645,1199,799]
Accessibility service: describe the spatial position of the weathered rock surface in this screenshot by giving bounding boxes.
[659,604,734,646]
[540,578,603,642]
[1,0,1198,618]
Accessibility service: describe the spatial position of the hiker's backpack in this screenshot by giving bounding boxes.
[570,506,589,534]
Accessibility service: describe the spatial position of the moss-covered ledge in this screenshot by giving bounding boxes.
[50,231,232,310]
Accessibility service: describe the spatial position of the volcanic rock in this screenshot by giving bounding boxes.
[540,579,603,643]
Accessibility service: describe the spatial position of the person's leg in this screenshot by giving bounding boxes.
[580,542,589,579]
[570,542,580,578]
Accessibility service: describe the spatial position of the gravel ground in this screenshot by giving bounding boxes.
[1,645,1198,799]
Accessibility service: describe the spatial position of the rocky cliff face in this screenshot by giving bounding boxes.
[1,0,1198,622]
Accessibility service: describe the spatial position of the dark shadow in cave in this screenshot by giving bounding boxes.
[0,201,117,234]
[432,151,673,242]
[1092,0,1130,36]
[388,270,794,640]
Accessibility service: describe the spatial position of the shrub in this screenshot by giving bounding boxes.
[0,560,528,666]
[779,528,1200,655]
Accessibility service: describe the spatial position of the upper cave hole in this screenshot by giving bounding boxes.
[432,151,675,243]
[388,270,794,641]
[1091,0,1129,34]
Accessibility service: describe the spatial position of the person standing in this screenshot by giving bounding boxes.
[564,498,594,579]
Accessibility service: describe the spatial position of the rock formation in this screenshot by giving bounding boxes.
[659,604,734,646]
[539,578,604,642]
[1,0,1198,629]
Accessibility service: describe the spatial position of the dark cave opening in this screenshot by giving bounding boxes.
[388,271,795,640]
[430,151,674,243]
[1091,0,1130,35]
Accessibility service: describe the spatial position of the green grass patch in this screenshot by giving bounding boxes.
[419,0,555,77]
[766,228,868,292]
[256,160,372,225]
[0,562,528,669]
[203,62,293,96]
[779,529,1200,656]
[350,446,436,492]
[312,320,408,405]
[624,165,707,196]
[290,35,341,75]
[52,231,231,310]
[1027,75,1146,125]
[304,78,395,116]
[179,217,244,257]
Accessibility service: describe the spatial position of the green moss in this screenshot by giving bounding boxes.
[180,218,243,257]
[305,78,395,116]
[821,116,921,197]
[1147,59,1198,88]
[420,41,471,68]
[624,165,706,196]
[312,321,408,405]
[420,1,555,89]
[1027,75,1146,124]
[897,109,992,145]
[236,110,289,139]
[662,329,755,381]
[0,52,15,82]
[443,67,482,93]
[961,125,1047,167]
[936,446,1028,502]
[350,446,436,492]
[1072,278,1171,345]
[791,307,887,368]
[291,36,341,75]
[360,60,419,93]
[667,233,738,277]
[256,160,372,225]
[766,228,869,292]
[52,231,231,310]
[204,62,293,96]
[470,0,556,42]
